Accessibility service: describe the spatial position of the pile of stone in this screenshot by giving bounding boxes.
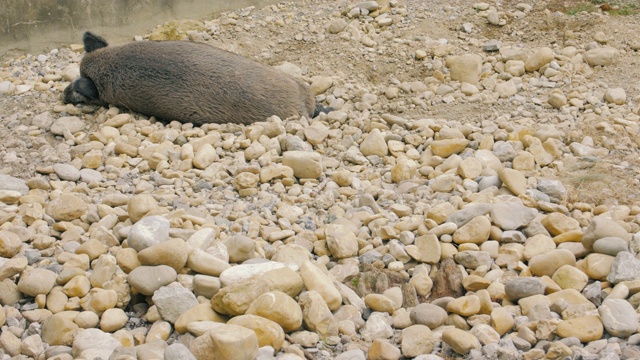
[1,0,640,359]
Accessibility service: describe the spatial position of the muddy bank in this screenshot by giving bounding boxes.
[0,0,280,58]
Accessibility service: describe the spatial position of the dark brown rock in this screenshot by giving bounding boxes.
[401,283,419,308]
[428,258,464,301]
[345,265,411,297]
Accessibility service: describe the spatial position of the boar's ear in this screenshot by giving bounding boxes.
[74,77,100,100]
[83,32,109,53]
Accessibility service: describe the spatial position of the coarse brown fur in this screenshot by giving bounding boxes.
[63,32,329,125]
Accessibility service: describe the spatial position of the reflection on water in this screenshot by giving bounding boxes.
[0,0,280,58]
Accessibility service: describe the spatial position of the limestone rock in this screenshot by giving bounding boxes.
[225,235,256,263]
[446,295,481,317]
[246,291,302,332]
[261,266,304,297]
[300,261,342,311]
[17,268,57,297]
[298,290,339,337]
[582,216,629,250]
[452,216,491,244]
[325,224,359,259]
[584,47,617,66]
[282,151,323,179]
[50,116,85,136]
[152,283,199,324]
[598,298,638,338]
[328,18,348,34]
[498,168,527,196]
[42,312,80,346]
[72,328,120,359]
[604,88,626,105]
[211,277,269,316]
[174,303,226,334]
[187,249,230,277]
[99,308,128,332]
[189,324,259,360]
[592,237,628,256]
[368,338,401,360]
[0,231,22,258]
[165,343,196,360]
[490,307,514,336]
[364,293,398,314]
[227,314,285,351]
[361,311,393,342]
[446,54,482,84]
[430,138,469,158]
[607,251,640,284]
[442,328,481,355]
[127,194,159,223]
[360,129,388,157]
[529,249,576,277]
[415,234,441,264]
[552,265,588,291]
[219,261,285,287]
[556,316,603,342]
[45,194,88,221]
[410,303,447,329]
[401,324,434,357]
[504,277,545,301]
[309,76,333,95]
[137,238,188,272]
[127,265,177,296]
[525,47,554,72]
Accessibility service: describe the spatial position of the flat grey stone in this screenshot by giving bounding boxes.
[607,251,640,284]
[447,203,492,227]
[0,174,28,194]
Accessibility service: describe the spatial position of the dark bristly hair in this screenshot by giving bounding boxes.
[63,31,332,125]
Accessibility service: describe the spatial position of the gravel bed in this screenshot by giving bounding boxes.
[1,0,640,359]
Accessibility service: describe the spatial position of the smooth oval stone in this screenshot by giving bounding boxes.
[529,249,576,277]
[219,261,286,287]
[446,295,481,317]
[174,303,226,334]
[592,237,628,256]
[552,265,589,291]
[442,328,481,355]
[410,303,447,329]
[127,194,159,223]
[17,268,57,297]
[127,265,177,296]
[401,324,434,358]
[582,217,629,251]
[504,277,546,301]
[246,291,303,332]
[189,324,258,360]
[364,294,398,314]
[556,316,603,342]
